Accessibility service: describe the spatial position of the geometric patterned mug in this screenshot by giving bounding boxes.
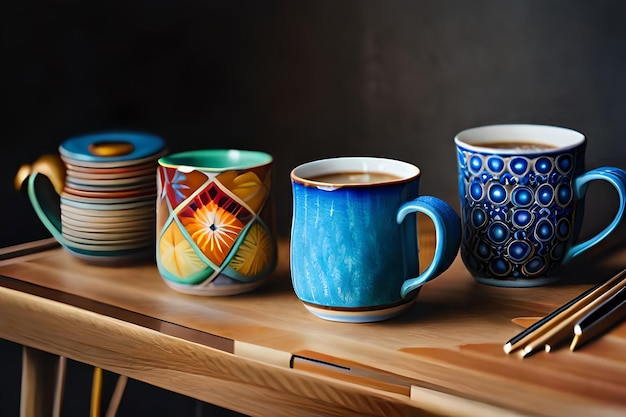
[156,149,276,296]
[456,124,626,287]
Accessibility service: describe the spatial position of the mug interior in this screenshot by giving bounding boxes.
[291,157,420,187]
[159,149,272,171]
[455,124,585,154]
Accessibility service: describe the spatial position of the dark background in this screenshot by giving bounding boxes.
[2,1,626,415]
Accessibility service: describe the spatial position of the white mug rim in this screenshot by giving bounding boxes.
[454,124,586,154]
[290,156,420,188]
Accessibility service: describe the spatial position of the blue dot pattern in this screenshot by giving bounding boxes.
[457,145,585,281]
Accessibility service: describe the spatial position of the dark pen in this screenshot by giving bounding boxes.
[570,284,626,351]
[503,268,626,355]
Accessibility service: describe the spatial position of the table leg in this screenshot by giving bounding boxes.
[20,346,65,417]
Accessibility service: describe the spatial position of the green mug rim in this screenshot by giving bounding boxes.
[159,149,273,171]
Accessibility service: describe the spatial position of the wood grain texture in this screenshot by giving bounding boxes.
[0,227,625,416]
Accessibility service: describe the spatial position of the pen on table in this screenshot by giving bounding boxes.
[540,269,626,354]
[570,284,626,351]
[503,269,626,355]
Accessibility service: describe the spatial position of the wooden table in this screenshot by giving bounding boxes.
[1,232,626,417]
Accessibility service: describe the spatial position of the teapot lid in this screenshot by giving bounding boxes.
[59,131,166,167]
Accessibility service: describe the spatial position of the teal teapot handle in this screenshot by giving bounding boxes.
[27,171,71,248]
[562,166,626,263]
[15,154,69,247]
[397,195,461,299]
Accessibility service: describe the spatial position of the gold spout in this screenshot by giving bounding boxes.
[15,154,66,194]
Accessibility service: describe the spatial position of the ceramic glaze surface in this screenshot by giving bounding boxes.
[156,151,277,296]
[456,124,626,287]
[457,144,585,284]
[289,157,461,322]
[291,181,419,308]
[60,131,166,163]
[27,131,166,263]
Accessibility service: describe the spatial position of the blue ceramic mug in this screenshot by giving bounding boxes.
[290,157,461,323]
[456,124,626,287]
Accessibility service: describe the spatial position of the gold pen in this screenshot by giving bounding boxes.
[570,284,626,351]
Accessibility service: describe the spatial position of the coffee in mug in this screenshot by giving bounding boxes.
[307,171,402,184]
[480,141,558,151]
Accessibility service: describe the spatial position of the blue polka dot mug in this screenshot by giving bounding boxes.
[456,124,626,287]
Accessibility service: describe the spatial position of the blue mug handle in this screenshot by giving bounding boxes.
[562,166,626,263]
[27,171,72,248]
[397,195,461,299]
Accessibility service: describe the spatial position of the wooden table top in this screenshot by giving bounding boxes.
[0,233,625,417]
